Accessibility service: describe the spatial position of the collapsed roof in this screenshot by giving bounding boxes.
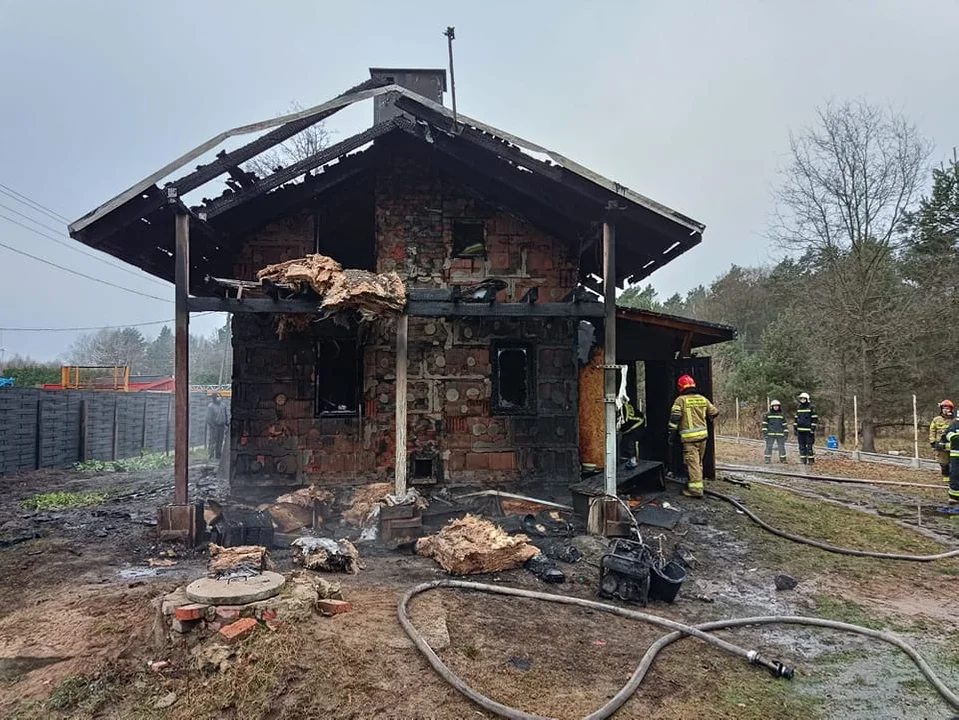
[69,72,706,294]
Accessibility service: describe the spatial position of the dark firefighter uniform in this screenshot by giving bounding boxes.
[669,375,719,497]
[620,401,646,469]
[942,419,959,504]
[762,403,788,463]
[793,395,819,464]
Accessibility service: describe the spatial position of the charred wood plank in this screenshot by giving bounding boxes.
[203,118,399,218]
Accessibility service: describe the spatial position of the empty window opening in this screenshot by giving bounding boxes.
[315,337,361,415]
[452,220,486,258]
[412,457,435,480]
[493,342,535,414]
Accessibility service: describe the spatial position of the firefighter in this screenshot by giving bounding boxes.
[668,374,719,498]
[942,416,959,504]
[793,392,819,464]
[762,399,788,464]
[620,399,646,470]
[929,400,955,485]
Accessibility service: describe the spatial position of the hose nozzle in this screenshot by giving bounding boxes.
[749,653,795,680]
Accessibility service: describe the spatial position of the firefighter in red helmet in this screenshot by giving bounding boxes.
[668,374,719,497]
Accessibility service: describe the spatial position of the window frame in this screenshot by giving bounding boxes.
[451,219,488,259]
[314,335,363,417]
[491,341,537,416]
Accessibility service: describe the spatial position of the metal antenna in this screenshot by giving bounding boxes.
[443,26,457,126]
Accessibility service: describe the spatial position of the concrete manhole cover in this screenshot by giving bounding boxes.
[185,571,286,605]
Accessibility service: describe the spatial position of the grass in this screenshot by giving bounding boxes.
[7,671,123,719]
[810,596,886,630]
[74,451,174,474]
[719,676,822,720]
[718,481,957,579]
[19,490,111,512]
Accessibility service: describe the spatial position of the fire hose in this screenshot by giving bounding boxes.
[704,486,959,561]
[399,580,959,719]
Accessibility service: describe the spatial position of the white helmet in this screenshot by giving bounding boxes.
[798,392,810,401]
[770,399,781,407]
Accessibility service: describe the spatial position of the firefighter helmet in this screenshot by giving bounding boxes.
[798,392,810,402]
[770,399,781,408]
[941,399,955,414]
[677,374,696,391]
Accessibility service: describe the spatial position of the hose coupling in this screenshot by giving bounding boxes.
[751,653,795,680]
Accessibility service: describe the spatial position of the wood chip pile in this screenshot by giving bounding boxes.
[257,254,406,322]
[341,482,394,526]
[207,544,274,576]
[416,514,540,575]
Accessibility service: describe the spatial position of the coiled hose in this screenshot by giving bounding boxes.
[399,580,959,720]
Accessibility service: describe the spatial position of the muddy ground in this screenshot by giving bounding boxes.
[0,440,957,719]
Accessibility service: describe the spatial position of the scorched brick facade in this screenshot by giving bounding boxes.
[229,142,580,494]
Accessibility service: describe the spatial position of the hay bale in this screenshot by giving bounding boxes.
[416,514,540,575]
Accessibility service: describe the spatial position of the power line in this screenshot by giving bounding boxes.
[0,312,216,333]
[0,205,171,288]
[0,237,171,302]
[0,183,70,223]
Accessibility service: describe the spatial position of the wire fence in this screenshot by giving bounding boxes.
[716,393,946,471]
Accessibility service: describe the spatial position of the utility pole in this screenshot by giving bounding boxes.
[443,26,457,126]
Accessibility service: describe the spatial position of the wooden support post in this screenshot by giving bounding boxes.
[394,314,409,496]
[174,210,190,505]
[603,219,617,499]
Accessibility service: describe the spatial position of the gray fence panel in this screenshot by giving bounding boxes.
[0,388,231,474]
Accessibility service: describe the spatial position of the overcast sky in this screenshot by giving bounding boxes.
[1,0,958,362]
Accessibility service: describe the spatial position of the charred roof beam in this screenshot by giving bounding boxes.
[201,118,399,219]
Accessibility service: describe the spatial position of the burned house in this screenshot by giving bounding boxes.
[69,69,733,507]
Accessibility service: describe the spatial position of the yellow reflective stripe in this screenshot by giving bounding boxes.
[687,481,704,489]
[681,428,708,441]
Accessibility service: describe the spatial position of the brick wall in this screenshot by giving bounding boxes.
[229,142,581,494]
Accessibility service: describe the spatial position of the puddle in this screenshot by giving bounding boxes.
[0,656,69,682]
[117,567,161,580]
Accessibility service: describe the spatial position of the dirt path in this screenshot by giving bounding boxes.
[0,450,956,719]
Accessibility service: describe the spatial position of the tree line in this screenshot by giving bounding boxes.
[620,100,958,453]
[1,323,232,387]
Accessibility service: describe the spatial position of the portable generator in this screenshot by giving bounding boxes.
[598,538,655,605]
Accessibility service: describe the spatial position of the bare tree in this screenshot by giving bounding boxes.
[68,327,148,372]
[244,102,333,178]
[773,100,933,451]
